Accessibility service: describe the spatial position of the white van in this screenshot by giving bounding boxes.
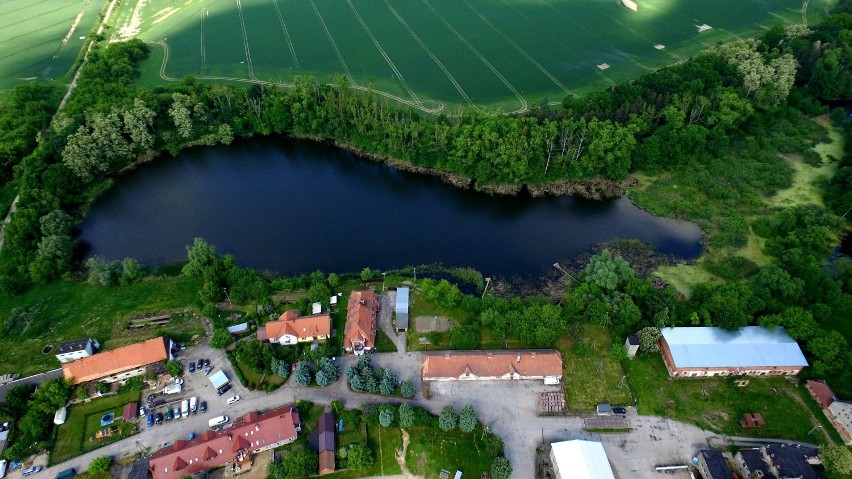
[208,415,229,428]
[0,459,8,479]
[189,396,197,412]
[181,399,190,418]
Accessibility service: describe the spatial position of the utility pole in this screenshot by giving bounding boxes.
[223,288,232,308]
[382,272,387,292]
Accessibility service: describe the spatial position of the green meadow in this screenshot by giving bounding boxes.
[0,0,104,89]
[107,0,821,111]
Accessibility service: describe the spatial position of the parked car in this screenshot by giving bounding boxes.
[22,466,42,476]
[146,413,154,427]
[204,359,210,368]
[165,408,173,421]
[155,413,163,425]
[217,385,232,396]
[226,395,241,405]
[190,396,198,413]
[197,359,204,370]
[0,459,7,479]
[208,415,229,428]
[174,378,184,385]
[188,362,195,373]
[188,432,195,440]
[55,468,76,479]
[200,401,207,413]
[204,366,213,376]
[181,400,190,419]
[173,405,181,419]
[613,407,627,415]
[139,406,146,417]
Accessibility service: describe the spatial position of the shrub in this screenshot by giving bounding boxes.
[573,342,590,357]
[347,443,374,469]
[89,456,112,473]
[458,404,477,433]
[491,457,512,479]
[400,380,415,398]
[379,408,394,427]
[210,328,233,349]
[167,360,183,377]
[398,403,414,428]
[294,362,312,386]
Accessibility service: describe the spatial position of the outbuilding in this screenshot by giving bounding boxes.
[395,287,410,332]
[54,407,67,425]
[208,370,230,390]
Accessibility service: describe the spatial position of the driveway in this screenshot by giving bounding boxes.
[379,291,407,353]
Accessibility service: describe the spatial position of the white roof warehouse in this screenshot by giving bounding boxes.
[659,326,808,377]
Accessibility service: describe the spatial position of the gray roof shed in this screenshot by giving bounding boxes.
[395,287,410,330]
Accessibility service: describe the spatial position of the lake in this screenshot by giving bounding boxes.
[79,138,703,277]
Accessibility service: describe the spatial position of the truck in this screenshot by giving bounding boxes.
[163,383,182,395]
[181,400,189,419]
[209,415,229,428]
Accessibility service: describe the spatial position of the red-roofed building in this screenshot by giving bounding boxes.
[258,310,331,346]
[62,336,174,384]
[344,291,378,355]
[149,405,301,479]
[806,380,837,408]
[422,350,563,384]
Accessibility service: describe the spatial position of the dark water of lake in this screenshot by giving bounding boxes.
[79,138,703,277]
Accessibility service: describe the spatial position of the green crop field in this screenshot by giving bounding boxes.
[0,0,105,89]
[109,0,825,112]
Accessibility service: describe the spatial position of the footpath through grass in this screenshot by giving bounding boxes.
[0,276,201,376]
[51,389,141,464]
[626,355,840,444]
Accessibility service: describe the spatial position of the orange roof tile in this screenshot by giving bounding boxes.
[807,380,836,408]
[149,405,300,479]
[62,337,171,384]
[422,350,563,380]
[263,313,330,342]
[344,290,378,351]
[319,450,335,475]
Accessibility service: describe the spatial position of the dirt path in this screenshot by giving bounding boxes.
[394,429,422,479]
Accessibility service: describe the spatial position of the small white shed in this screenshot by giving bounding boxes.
[54,407,68,425]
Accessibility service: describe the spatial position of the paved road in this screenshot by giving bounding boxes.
[379,291,407,353]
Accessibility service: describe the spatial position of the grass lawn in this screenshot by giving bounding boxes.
[324,422,402,479]
[234,358,286,389]
[559,325,632,411]
[375,330,398,353]
[626,355,841,444]
[0,276,202,376]
[405,425,493,478]
[406,289,466,351]
[51,390,141,464]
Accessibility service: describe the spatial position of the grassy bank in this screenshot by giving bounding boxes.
[0,275,201,375]
[626,355,840,444]
[559,325,632,410]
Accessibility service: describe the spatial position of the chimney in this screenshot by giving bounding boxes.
[487,352,493,359]
[531,352,536,358]
[444,352,451,359]
[516,354,521,363]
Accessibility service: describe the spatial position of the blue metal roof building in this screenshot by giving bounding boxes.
[660,326,808,377]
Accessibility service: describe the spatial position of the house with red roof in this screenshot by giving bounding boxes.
[343,291,378,355]
[148,405,301,479]
[257,310,331,345]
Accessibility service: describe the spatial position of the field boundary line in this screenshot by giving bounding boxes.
[420,0,527,113]
[347,0,423,108]
[461,0,572,96]
[200,8,207,73]
[271,0,300,72]
[234,0,258,81]
[308,0,353,82]
[384,0,474,108]
[802,0,809,26]
[148,42,445,115]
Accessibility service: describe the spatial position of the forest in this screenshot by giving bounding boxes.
[0,0,848,390]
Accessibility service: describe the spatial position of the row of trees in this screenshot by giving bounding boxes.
[0,378,72,459]
[345,355,415,397]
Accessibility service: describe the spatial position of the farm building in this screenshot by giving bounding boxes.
[421,350,562,384]
[395,287,410,332]
[257,310,330,345]
[343,291,378,355]
[62,336,175,384]
[806,380,837,408]
[549,440,615,479]
[55,338,98,364]
[734,444,820,479]
[827,401,852,444]
[695,449,732,479]
[148,405,301,479]
[658,327,807,377]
